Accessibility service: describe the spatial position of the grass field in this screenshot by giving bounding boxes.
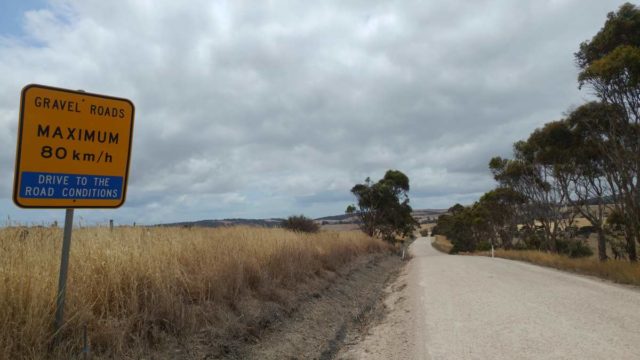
[0,226,389,359]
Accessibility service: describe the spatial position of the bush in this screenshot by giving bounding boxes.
[570,241,594,258]
[564,226,579,238]
[577,225,595,237]
[557,238,594,258]
[513,241,529,251]
[419,228,430,237]
[518,226,544,250]
[282,215,320,233]
[476,240,492,251]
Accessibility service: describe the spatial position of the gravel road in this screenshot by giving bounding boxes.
[338,236,640,360]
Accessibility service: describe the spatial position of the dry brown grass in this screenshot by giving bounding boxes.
[431,235,453,254]
[489,249,640,286]
[0,226,389,359]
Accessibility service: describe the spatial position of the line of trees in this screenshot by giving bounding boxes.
[435,3,640,262]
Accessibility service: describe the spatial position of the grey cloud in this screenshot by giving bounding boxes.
[0,0,622,223]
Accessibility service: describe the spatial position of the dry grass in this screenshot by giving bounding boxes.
[431,235,453,254]
[0,226,389,359]
[489,249,640,286]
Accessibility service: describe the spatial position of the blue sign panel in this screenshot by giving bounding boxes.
[19,172,123,200]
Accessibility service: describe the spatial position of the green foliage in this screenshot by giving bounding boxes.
[577,3,640,82]
[607,209,625,227]
[419,228,430,237]
[576,3,640,67]
[411,3,640,261]
[517,225,545,250]
[556,238,594,258]
[476,241,492,252]
[435,189,526,253]
[347,170,419,242]
[580,45,640,88]
[448,203,465,214]
[574,2,640,262]
[282,215,320,233]
[577,226,596,237]
[435,210,476,253]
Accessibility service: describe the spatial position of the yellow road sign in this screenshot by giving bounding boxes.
[13,84,135,208]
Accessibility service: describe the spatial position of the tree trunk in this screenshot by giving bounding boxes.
[542,223,556,253]
[501,230,513,250]
[628,233,638,262]
[597,227,608,261]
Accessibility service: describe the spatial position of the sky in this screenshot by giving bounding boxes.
[0,0,625,225]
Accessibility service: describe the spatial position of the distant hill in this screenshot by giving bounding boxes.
[315,213,358,222]
[316,209,448,225]
[584,195,615,206]
[412,209,448,223]
[159,218,284,228]
[412,209,449,217]
[157,209,448,228]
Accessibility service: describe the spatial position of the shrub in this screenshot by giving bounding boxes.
[518,226,544,250]
[476,240,492,252]
[564,226,579,238]
[557,238,594,258]
[513,241,529,250]
[282,215,320,233]
[577,225,595,237]
[419,228,430,237]
[570,241,594,258]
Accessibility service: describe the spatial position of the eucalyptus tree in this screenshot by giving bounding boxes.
[576,3,640,260]
[346,170,418,242]
[489,136,569,253]
[561,103,621,260]
[518,113,616,261]
[435,205,477,253]
[476,188,526,249]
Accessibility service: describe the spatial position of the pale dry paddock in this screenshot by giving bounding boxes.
[0,226,389,359]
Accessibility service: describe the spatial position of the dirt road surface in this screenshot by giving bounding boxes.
[337,236,640,359]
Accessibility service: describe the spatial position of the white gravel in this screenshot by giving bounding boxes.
[338,236,640,360]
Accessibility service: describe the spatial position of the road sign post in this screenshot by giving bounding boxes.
[13,84,134,345]
[53,208,74,340]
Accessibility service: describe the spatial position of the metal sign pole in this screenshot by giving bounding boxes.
[54,208,74,342]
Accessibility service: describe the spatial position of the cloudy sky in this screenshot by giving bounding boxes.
[0,0,623,225]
